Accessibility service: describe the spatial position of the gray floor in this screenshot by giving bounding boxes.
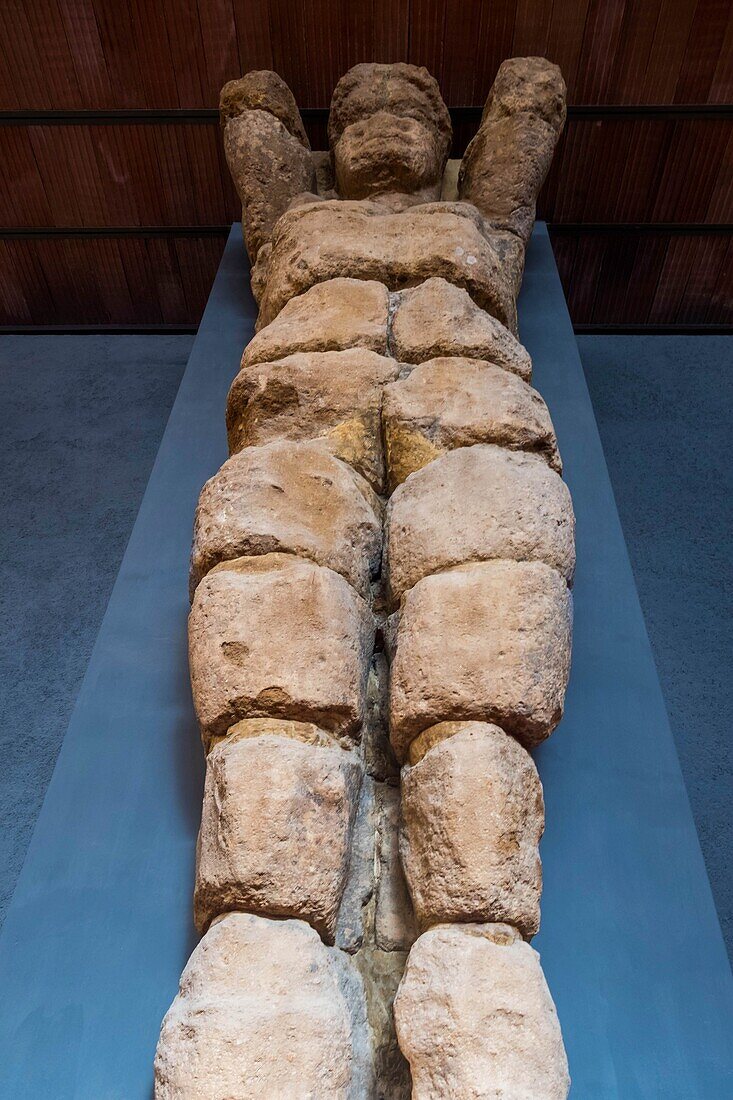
[0,333,730,960]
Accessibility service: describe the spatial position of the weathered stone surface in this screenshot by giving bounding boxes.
[382,357,561,492]
[241,277,389,367]
[400,722,544,937]
[394,923,570,1099]
[334,112,443,201]
[328,62,452,164]
[257,201,518,333]
[459,58,566,243]
[219,70,309,147]
[355,947,412,1100]
[392,277,532,381]
[189,553,374,748]
[194,730,361,940]
[335,776,377,954]
[363,653,401,784]
[224,110,315,261]
[155,911,374,1099]
[226,348,400,492]
[375,784,417,952]
[190,439,382,599]
[385,444,575,604]
[389,559,572,761]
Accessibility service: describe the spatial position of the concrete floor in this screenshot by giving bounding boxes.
[0,333,730,960]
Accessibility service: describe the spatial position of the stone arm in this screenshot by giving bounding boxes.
[458,57,567,244]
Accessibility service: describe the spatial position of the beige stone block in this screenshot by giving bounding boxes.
[189,553,374,748]
[391,277,532,381]
[219,70,309,147]
[223,111,315,261]
[194,730,361,940]
[385,444,575,604]
[328,62,452,165]
[190,439,382,599]
[155,911,374,1099]
[226,348,400,492]
[257,201,518,334]
[394,923,570,1099]
[241,277,389,368]
[389,559,572,761]
[400,722,544,937]
[382,357,561,492]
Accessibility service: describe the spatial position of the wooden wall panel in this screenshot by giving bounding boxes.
[1,1,731,110]
[0,236,226,325]
[552,232,733,326]
[0,0,730,328]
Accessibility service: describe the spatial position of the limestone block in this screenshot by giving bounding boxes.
[459,58,566,243]
[155,911,374,1099]
[257,201,518,334]
[241,277,389,367]
[375,784,417,952]
[391,277,532,381]
[394,923,570,1099]
[382,357,561,492]
[328,62,452,165]
[223,110,315,261]
[389,560,572,761]
[189,553,374,748]
[226,348,400,492]
[400,722,544,937]
[194,729,361,940]
[190,439,383,599]
[334,112,443,201]
[219,70,309,148]
[385,444,575,604]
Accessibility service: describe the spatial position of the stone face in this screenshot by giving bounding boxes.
[190,439,383,599]
[392,277,532,381]
[389,559,572,762]
[257,201,518,334]
[355,947,412,1100]
[375,784,417,952]
[385,444,575,604]
[394,923,570,1099]
[382,357,561,492]
[328,62,452,164]
[155,911,374,1099]
[219,70,310,147]
[459,57,566,243]
[334,112,443,201]
[224,110,315,261]
[241,277,390,367]
[400,722,544,937]
[226,348,400,492]
[189,553,374,748]
[194,731,361,940]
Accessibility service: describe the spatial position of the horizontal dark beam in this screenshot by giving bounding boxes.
[0,324,199,335]
[2,224,729,240]
[548,223,732,235]
[0,226,231,239]
[2,322,729,337]
[0,104,731,126]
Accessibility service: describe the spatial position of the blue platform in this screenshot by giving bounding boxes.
[0,226,730,1098]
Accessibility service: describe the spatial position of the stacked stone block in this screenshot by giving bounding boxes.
[156,56,573,1099]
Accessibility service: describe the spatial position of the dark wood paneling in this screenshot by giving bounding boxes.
[0,235,225,325]
[552,231,733,325]
[1,0,731,110]
[0,0,731,327]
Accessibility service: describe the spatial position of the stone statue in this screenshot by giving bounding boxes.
[155,59,573,1100]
